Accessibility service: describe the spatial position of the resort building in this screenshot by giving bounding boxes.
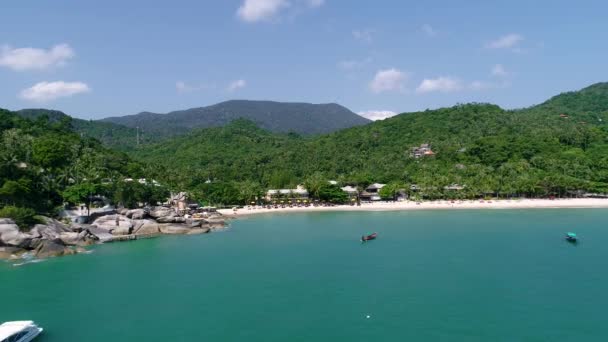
[359,183,386,201]
[265,185,309,202]
[410,143,435,158]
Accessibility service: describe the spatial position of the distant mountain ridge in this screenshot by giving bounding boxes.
[101,100,371,137]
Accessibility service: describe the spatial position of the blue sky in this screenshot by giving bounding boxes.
[1,0,608,120]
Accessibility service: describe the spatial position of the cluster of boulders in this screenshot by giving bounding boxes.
[0,206,227,260]
[0,217,95,259]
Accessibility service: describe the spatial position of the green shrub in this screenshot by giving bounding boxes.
[0,206,40,231]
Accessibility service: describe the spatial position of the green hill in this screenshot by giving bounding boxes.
[16,109,152,150]
[133,83,608,202]
[1,108,166,219]
[102,100,371,137]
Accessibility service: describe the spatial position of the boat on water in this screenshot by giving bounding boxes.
[0,321,43,342]
[565,232,578,243]
[361,232,377,242]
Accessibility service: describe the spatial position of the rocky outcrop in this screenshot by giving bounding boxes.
[91,215,133,235]
[126,209,148,220]
[148,206,174,219]
[132,220,160,235]
[35,239,75,258]
[159,224,191,235]
[0,206,226,259]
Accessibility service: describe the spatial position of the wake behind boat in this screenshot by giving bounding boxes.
[361,232,377,242]
[0,321,43,342]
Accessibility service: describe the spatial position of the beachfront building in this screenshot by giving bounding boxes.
[359,183,386,202]
[265,185,309,202]
[410,143,435,158]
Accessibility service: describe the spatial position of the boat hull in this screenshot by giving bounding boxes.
[361,233,377,241]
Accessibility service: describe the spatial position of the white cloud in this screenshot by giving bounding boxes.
[307,0,324,7]
[491,64,508,77]
[0,43,74,71]
[485,34,523,49]
[237,0,289,22]
[420,24,437,37]
[369,68,407,93]
[416,77,462,94]
[228,79,247,91]
[338,57,371,70]
[352,29,374,43]
[176,81,198,93]
[20,81,90,102]
[358,110,397,121]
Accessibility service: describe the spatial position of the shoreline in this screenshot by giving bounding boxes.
[219,198,608,217]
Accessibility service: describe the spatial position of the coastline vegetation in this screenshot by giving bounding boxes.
[0,109,167,226]
[3,83,608,216]
[133,83,608,205]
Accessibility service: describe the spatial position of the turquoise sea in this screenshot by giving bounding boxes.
[2,210,608,341]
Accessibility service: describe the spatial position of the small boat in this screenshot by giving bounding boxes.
[565,232,578,242]
[0,321,43,342]
[361,232,377,242]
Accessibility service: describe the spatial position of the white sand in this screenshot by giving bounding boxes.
[219,198,608,218]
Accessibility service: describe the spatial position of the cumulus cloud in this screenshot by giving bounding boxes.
[0,43,74,71]
[485,34,523,49]
[236,0,323,22]
[352,29,375,43]
[20,81,90,102]
[491,64,508,77]
[420,24,437,37]
[228,79,247,91]
[237,0,289,22]
[358,110,397,121]
[307,0,324,7]
[369,68,407,93]
[416,77,462,94]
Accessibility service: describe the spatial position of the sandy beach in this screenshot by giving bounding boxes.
[219,198,608,217]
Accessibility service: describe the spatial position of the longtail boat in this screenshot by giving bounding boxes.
[361,232,377,242]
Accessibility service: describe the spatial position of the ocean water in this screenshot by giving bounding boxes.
[1,210,607,341]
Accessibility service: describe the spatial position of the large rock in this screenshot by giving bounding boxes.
[149,206,174,219]
[185,219,204,228]
[0,219,31,246]
[35,239,75,258]
[126,209,148,220]
[58,230,96,246]
[156,215,176,223]
[18,237,43,250]
[159,224,191,235]
[187,227,211,235]
[92,215,133,235]
[132,220,160,235]
[206,217,226,228]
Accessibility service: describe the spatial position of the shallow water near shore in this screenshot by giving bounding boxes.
[2,209,608,341]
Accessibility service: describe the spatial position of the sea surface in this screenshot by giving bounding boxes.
[2,210,607,341]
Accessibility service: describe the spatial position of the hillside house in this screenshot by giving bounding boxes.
[410,143,435,158]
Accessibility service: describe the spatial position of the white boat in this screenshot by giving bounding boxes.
[0,321,43,342]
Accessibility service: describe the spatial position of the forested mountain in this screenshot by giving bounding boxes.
[133,83,608,203]
[102,100,371,137]
[16,109,150,150]
[0,108,166,227]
